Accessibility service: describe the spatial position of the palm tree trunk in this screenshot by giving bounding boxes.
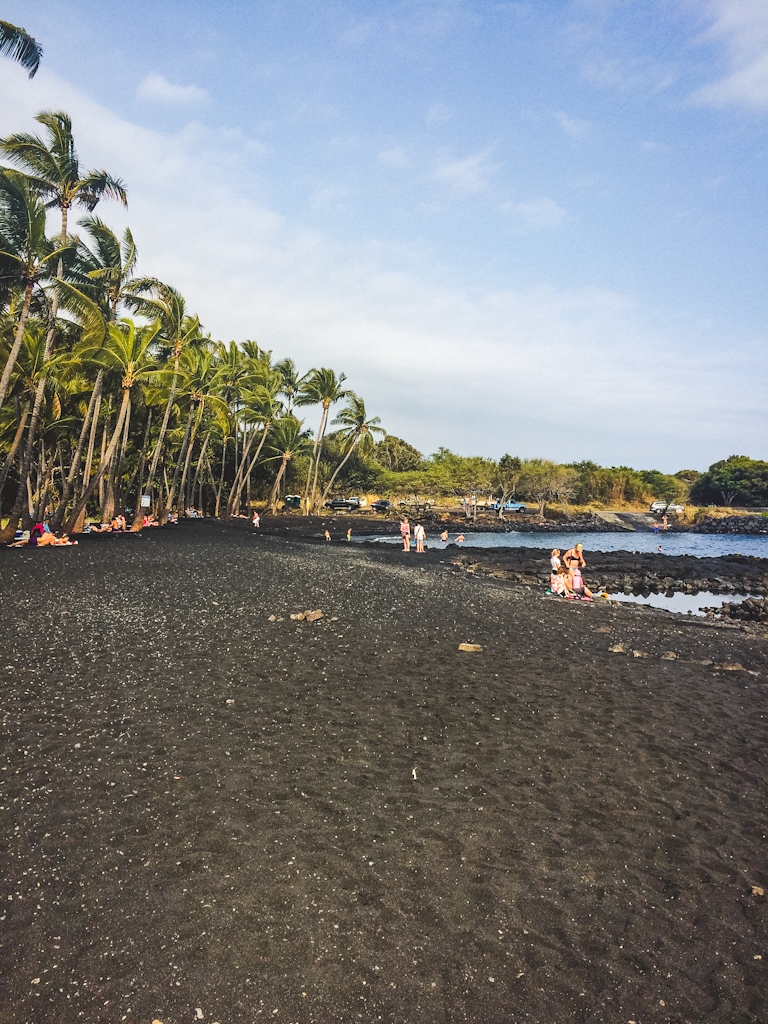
[191,429,211,509]
[144,351,180,507]
[50,371,103,531]
[0,356,52,542]
[64,387,132,534]
[0,280,34,413]
[228,423,270,516]
[0,399,29,503]
[226,429,256,516]
[33,444,47,521]
[80,375,103,494]
[112,397,131,515]
[215,438,227,517]
[303,405,328,515]
[98,416,109,515]
[268,455,290,512]
[129,410,154,530]
[178,403,203,513]
[308,404,330,513]
[161,402,195,520]
[320,434,360,506]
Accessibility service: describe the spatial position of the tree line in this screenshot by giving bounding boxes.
[0,110,384,538]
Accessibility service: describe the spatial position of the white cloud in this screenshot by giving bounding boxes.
[137,73,209,106]
[430,148,500,194]
[501,197,568,231]
[689,1,768,111]
[0,61,763,469]
[555,110,591,138]
[378,145,410,168]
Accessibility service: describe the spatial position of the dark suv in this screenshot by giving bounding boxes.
[372,499,393,512]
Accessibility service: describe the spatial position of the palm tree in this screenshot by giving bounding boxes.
[225,374,283,516]
[65,215,159,325]
[127,283,202,516]
[0,169,71,411]
[319,395,383,506]
[0,111,127,246]
[0,112,128,527]
[274,357,306,414]
[296,367,351,513]
[170,345,225,517]
[62,319,158,533]
[264,416,312,513]
[0,20,43,77]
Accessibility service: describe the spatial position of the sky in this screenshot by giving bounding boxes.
[1,0,766,472]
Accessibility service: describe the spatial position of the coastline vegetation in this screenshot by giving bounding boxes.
[1,110,765,537]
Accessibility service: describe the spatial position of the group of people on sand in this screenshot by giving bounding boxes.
[10,522,77,547]
[548,544,594,600]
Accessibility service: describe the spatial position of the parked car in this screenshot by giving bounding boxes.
[346,496,362,509]
[325,498,352,510]
[488,499,528,513]
[649,501,684,514]
[372,499,393,512]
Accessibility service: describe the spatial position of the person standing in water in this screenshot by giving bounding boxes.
[400,516,411,552]
[414,521,426,553]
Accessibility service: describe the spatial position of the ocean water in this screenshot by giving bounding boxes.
[356,531,768,559]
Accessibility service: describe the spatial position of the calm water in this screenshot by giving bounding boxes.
[606,590,749,616]
[357,531,768,559]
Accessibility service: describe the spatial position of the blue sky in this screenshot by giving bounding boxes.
[1,0,766,471]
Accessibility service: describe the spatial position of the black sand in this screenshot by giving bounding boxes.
[1,519,767,1024]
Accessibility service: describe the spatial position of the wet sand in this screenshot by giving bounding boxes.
[1,519,767,1024]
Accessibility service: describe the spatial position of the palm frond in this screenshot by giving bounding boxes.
[0,20,42,77]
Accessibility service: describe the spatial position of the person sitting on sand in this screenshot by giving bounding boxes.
[414,521,426,553]
[324,529,331,541]
[569,565,593,600]
[563,543,585,571]
[142,513,158,527]
[549,569,567,595]
[400,517,411,552]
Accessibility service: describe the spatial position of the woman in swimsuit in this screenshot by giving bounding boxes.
[563,544,585,570]
[400,517,411,552]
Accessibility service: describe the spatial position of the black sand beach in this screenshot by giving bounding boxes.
[1,519,767,1024]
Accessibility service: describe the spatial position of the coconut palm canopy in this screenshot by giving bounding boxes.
[0,110,384,537]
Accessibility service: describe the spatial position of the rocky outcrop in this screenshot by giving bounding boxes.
[707,596,768,623]
[692,515,768,534]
